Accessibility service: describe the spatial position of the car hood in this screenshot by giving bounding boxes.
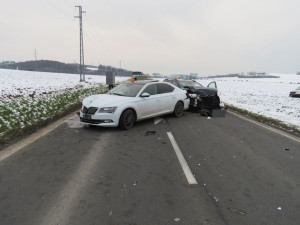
[83,94,134,108]
[187,86,218,97]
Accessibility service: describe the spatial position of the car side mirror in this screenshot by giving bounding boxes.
[141,93,150,97]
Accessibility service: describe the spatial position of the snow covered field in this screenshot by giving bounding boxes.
[0,69,129,100]
[1,69,299,136]
[199,74,300,130]
[0,69,129,138]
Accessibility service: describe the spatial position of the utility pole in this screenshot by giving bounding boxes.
[75,6,86,82]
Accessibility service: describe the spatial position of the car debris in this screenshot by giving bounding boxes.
[145,131,156,136]
[228,208,246,215]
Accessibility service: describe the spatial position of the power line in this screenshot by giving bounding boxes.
[75,6,86,82]
[44,0,73,20]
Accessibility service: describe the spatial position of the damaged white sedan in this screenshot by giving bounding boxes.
[79,80,189,129]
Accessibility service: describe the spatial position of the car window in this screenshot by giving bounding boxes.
[157,83,174,94]
[192,81,203,87]
[178,81,193,87]
[168,80,180,88]
[142,84,158,95]
[109,83,144,97]
[178,80,203,87]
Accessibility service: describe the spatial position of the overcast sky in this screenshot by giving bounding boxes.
[1,0,300,75]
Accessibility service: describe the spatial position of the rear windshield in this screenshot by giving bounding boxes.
[179,81,203,87]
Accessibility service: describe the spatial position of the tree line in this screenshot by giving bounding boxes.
[0,60,132,77]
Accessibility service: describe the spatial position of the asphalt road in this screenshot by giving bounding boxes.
[0,111,299,225]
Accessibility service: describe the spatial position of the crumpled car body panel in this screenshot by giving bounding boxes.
[186,86,221,115]
[188,86,218,97]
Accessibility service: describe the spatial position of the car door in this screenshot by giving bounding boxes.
[157,83,176,113]
[207,81,217,89]
[137,84,161,119]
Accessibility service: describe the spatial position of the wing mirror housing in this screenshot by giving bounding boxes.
[141,93,150,97]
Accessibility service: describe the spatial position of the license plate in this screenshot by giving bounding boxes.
[83,114,91,120]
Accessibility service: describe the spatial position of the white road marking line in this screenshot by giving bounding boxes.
[167,132,198,184]
[228,111,300,143]
[0,112,79,162]
[154,117,164,125]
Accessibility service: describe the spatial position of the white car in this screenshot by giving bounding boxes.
[79,80,190,129]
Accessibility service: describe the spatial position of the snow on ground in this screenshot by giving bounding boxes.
[1,69,299,130]
[198,74,300,129]
[0,69,129,100]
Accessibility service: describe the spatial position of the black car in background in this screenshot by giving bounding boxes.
[289,86,300,97]
[164,78,222,116]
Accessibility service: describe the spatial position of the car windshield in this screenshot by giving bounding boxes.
[179,80,203,87]
[109,83,144,97]
[297,86,300,90]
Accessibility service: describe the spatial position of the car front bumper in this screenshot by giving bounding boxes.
[290,93,300,97]
[79,110,119,127]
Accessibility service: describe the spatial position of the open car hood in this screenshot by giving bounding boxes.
[187,86,217,97]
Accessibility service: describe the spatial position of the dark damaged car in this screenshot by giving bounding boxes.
[164,79,224,116]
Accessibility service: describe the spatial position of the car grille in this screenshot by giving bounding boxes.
[201,95,220,109]
[80,118,107,124]
[82,106,98,115]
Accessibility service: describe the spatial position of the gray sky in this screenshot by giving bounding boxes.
[1,0,300,75]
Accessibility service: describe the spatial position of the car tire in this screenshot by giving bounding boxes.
[173,101,184,117]
[119,109,135,130]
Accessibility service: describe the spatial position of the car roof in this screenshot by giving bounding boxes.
[165,78,196,82]
[123,80,159,85]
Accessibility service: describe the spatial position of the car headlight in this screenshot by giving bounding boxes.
[189,94,197,98]
[99,107,118,113]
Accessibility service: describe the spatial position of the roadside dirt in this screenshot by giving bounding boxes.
[0,103,81,151]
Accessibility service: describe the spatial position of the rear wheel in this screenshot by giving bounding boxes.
[119,109,135,130]
[173,101,184,117]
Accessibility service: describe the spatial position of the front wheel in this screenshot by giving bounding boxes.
[119,109,135,130]
[173,101,184,117]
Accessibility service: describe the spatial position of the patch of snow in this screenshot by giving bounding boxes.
[0,69,129,100]
[197,74,300,129]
